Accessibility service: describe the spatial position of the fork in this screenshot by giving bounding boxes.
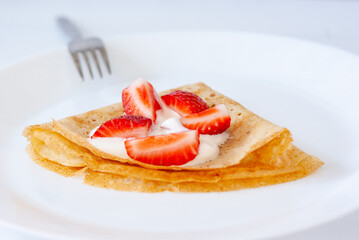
[57,17,111,80]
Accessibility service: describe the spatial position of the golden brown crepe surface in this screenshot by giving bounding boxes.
[27,141,323,192]
[27,127,294,183]
[26,145,87,177]
[83,146,323,193]
[24,82,291,170]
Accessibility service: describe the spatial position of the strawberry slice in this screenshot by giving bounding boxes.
[150,82,162,111]
[161,90,209,117]
[91,115,152,139]
[180,104,231,135]
[125,130,199,166]
[122,79,161,121]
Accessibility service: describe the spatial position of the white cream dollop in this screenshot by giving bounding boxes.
[87,106,229,166]
[182,132,229,166]
[88,137,129,159]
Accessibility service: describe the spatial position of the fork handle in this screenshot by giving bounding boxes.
[57,17,82,41]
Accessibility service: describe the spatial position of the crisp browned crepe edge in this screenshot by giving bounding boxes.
[83,147,323,193]
[26,125,295,183]
[26,142,323,192]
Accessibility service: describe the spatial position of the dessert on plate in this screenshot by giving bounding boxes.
[23,79,323,192]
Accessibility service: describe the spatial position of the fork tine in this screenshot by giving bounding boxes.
[81,51,93,79]
[90,49,102,78]
[71,52,84,80]
[98,47,111,74]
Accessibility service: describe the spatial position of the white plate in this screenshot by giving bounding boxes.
[0,32,358,240]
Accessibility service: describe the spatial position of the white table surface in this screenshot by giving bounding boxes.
[1,0,358,239]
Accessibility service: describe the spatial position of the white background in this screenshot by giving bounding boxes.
[1,0,359,239]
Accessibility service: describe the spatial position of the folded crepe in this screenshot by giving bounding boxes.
[23,82,323,192]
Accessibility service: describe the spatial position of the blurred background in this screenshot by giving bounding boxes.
[1,0,358,239]
[1,0,359,67]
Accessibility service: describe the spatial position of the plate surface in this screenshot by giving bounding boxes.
[0,32,358,240]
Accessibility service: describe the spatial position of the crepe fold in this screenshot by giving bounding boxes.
[23,82,323,192]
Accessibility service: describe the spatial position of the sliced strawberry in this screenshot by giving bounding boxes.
[125,130,199,166]
[180,104,231,135]
[149,82,162,111]
[91,115,152,139]
[122,79,161,121]
[161,90,209,117]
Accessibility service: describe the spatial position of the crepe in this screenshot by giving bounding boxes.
[26,145,87,177]
[27,125,294,183]
[23,82,323,192]
[83,146,322,193]
[24,82,292,170]
[26,142,322,192]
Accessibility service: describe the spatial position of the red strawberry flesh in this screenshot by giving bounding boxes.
[149,82,162,111]
[91,115,152,139]
[124,130,200,166]
[180,104,231,135]
[161,90,209,117]
[122,79,161,122]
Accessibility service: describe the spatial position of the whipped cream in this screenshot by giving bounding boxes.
[87,106,229,166]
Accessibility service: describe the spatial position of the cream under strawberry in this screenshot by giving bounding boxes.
[87,79,231,166]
